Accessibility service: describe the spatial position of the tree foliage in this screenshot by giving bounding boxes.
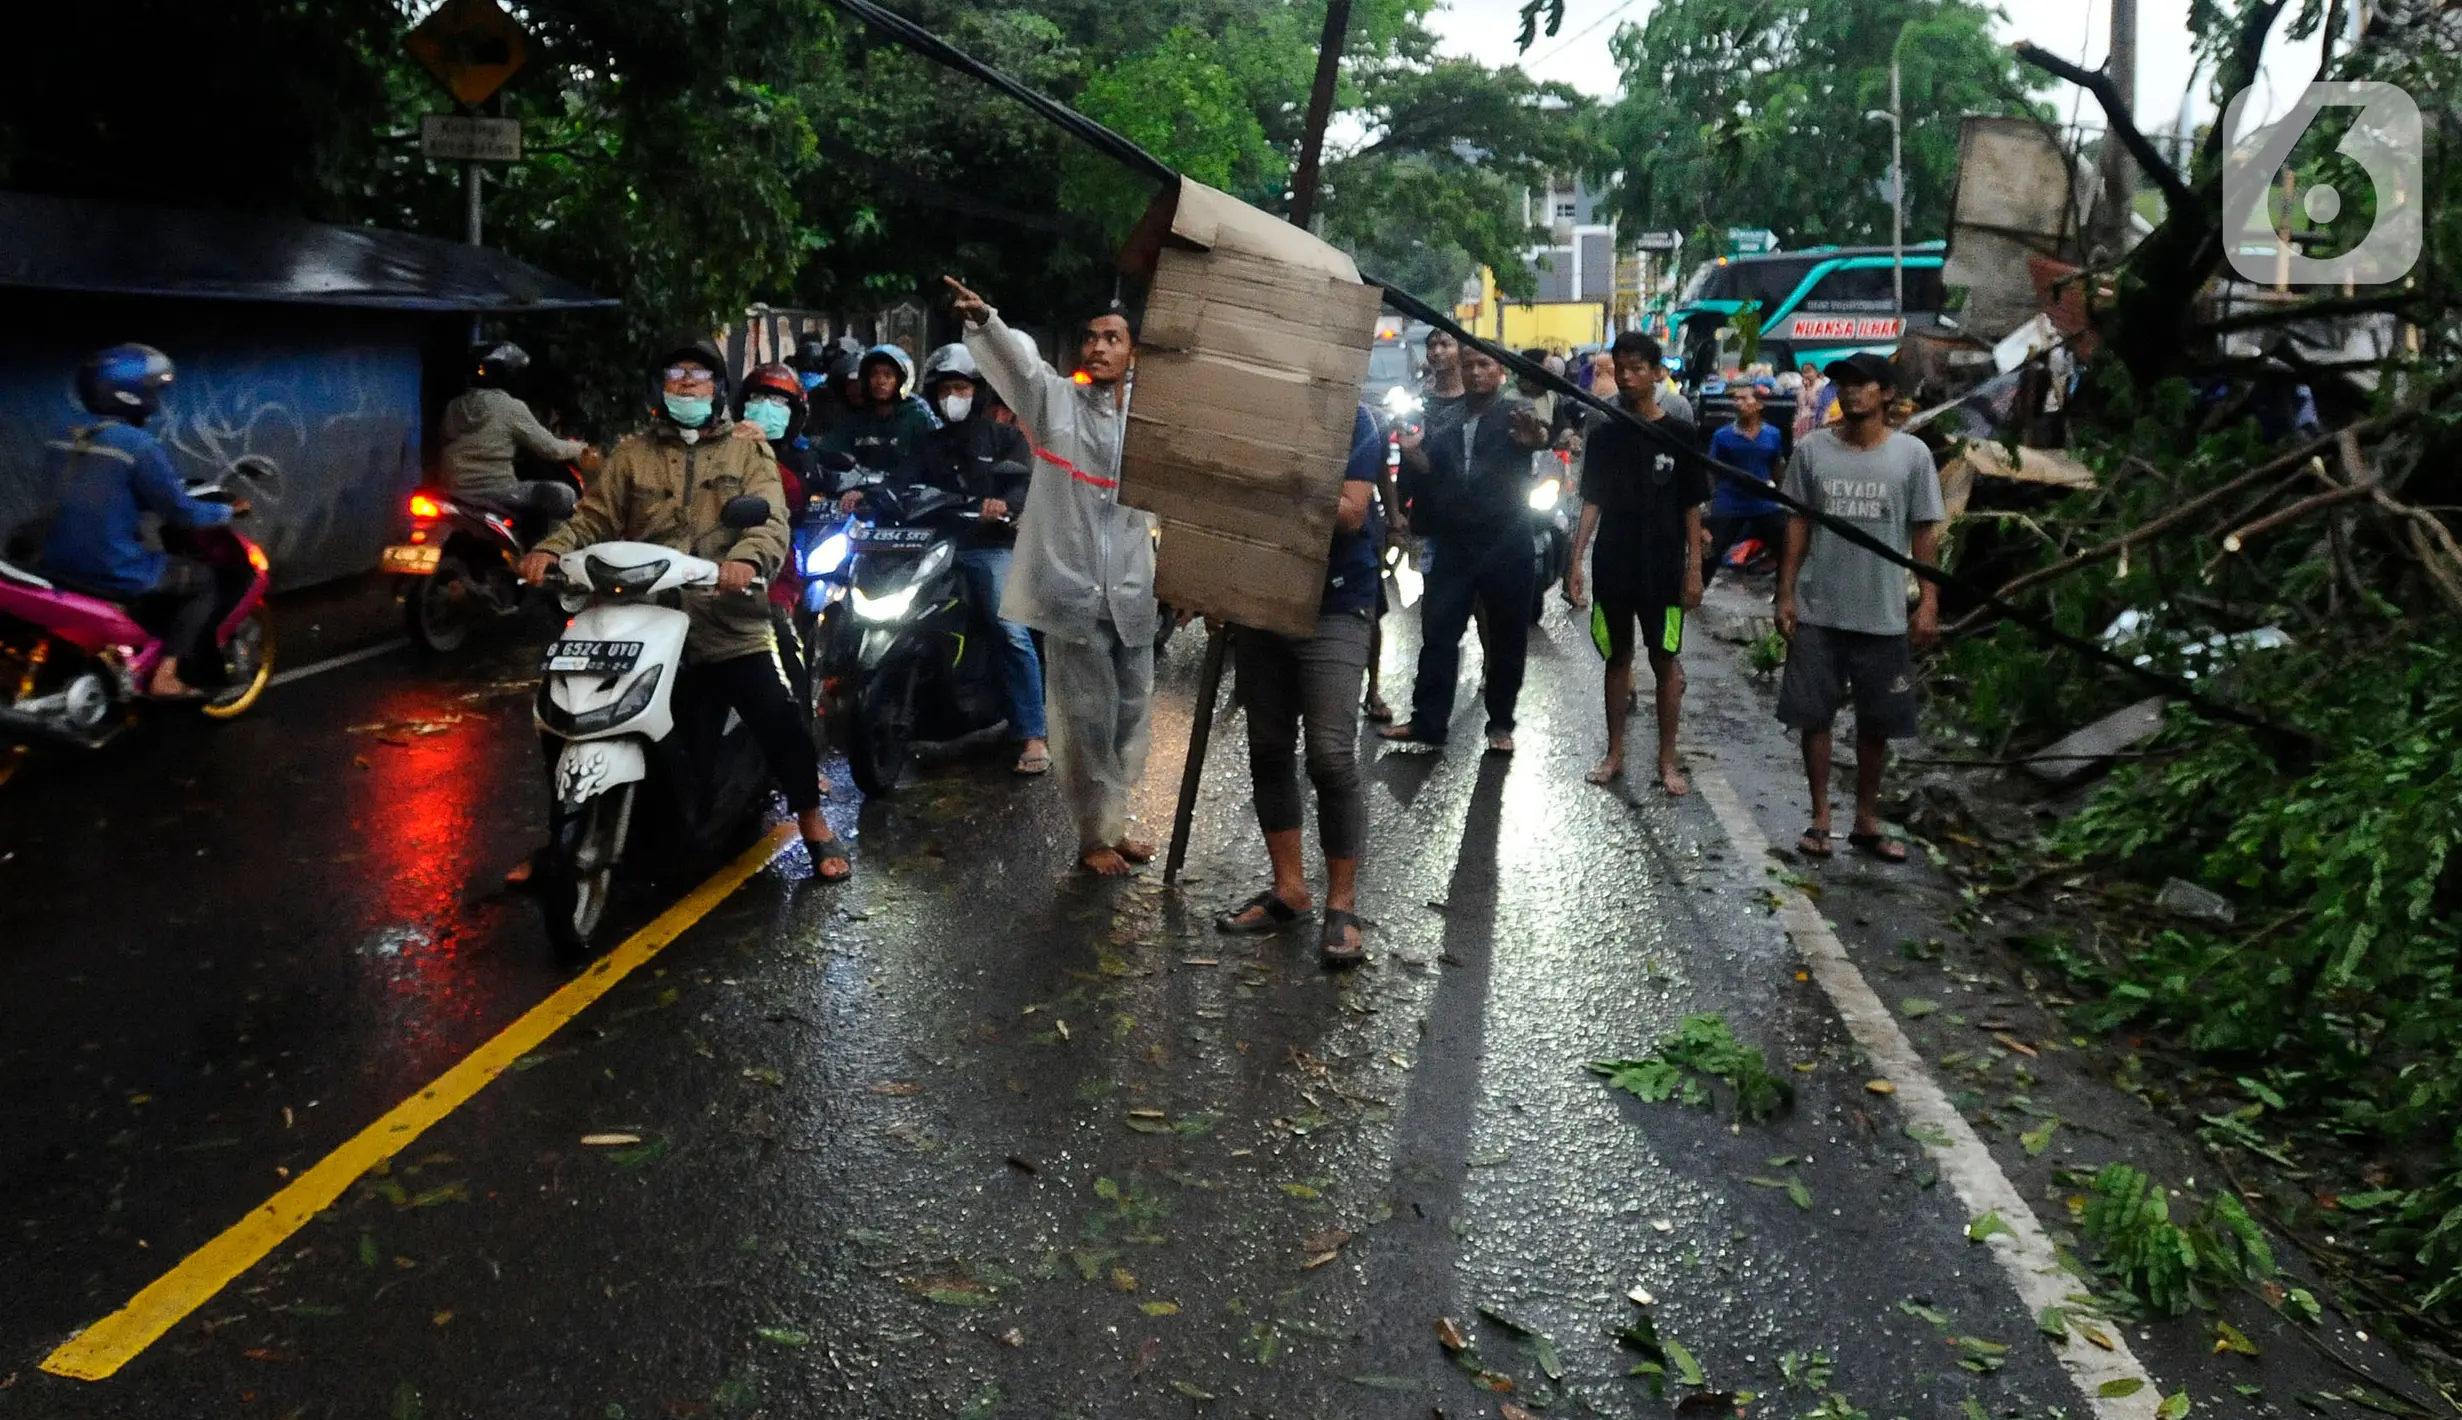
[0,0,1591,418]
[1600,0,2049,250]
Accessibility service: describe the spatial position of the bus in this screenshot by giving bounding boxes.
[1670,242,1947,388]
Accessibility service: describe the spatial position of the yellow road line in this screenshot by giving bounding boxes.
[42,823,797,1382]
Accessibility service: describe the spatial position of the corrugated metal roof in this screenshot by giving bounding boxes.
[0,191,618,312]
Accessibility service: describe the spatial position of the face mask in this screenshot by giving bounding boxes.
[938,394,974,424]
[662,392,714,427]
[746,399,793,441]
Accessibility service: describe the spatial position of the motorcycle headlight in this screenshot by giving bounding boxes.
[1528,479,1562,513]
[851,584,919,622]
[806,531,850,578]
[1382,386,1423,417]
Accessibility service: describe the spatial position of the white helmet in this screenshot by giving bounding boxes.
[918,342,979,395]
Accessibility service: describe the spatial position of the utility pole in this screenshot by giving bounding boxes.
[2097,0,2138,252]
[1287,0,1353,229]
[1890,57,1904,313]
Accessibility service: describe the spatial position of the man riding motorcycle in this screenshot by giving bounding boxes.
[37,343,251,698]
[842,342,1050,776]
[817,346,934,485]
[514,334,849,882]
[438,341,596,508]
[741,362,817,502]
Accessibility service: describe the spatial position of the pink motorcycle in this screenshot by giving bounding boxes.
[0,478,276,747]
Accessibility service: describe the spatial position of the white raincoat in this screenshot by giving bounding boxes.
[965,311,1160,853]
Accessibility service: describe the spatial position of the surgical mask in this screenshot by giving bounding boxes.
[938,393,974,424]
[662,392,714,427]
[746,398,793,441]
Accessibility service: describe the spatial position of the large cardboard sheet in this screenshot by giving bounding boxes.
[1117,178,1379,638]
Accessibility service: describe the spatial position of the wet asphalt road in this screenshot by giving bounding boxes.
[0,586,2188,1418]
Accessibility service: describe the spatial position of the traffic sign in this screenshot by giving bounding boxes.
[1724,227,1781,256]
[1635,230,1682,252]
[405,0,530,108]
[421,114,522,163]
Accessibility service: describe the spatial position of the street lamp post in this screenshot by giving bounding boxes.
[1864,56,1905,314]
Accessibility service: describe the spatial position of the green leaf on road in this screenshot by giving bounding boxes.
[2157,1392,2193,1419]
[755,1326,810,1347]
[957,1384,1001,1420]
[2099,1377,2147,1397]
[1966,1211,2013,1243]
[2215,1320,2259,1356]
[1533,1333,1564,1380]
[2019,1118,2061,1156]
[1786,1178,1814,1211]
[1897,1299,1951,1327]
[1346,1375,1419,1391]
[357,1232,380,1269]
[1900,998,1942,1018]
[1665,1336,1706,1387]
[1169,1380,1215,1400]
[2037,1305,2070,1341]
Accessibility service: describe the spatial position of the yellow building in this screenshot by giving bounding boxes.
[1454,265,1608,352]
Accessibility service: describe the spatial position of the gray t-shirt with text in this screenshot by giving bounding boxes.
[1780,428,1945,636]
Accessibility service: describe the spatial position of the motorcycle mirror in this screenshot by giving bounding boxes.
[719,495,773,530]
[528,483,579,519]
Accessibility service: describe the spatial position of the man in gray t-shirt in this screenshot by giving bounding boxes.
[1773,352,1944,865]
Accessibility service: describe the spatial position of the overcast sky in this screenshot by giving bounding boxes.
[1422,0,2327,132]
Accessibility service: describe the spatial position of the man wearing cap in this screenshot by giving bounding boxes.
[1774,351,1944,864]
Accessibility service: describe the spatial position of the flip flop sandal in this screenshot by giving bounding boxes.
[805,835,853,882]
[1797,828,1835,859]
[1013,749,1051,776]
[1485,733,1515,755]
[1847,831,1908,863]
[1216,890,1303,934]
[1319,909,1366,968]
[1377,723,1442,745]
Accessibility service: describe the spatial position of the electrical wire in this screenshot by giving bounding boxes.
[816,0,2304,744]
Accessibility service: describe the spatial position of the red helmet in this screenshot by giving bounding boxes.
[740,361,806,428]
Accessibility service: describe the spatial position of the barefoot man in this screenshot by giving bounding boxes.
[1565,332,1708,793]
[947,276,1160,875]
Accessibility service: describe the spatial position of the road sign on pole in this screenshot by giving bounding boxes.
[1635,230,1682,253]
[421,115,523,163]
[405,0,530,108]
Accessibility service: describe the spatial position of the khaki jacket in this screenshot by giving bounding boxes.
[534,423,789,664]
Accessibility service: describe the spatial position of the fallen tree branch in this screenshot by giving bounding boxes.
[2202,292,2432,335]
[2221,480,2378,553]
[2342,429,2462,619]
[2011,41,2193,209]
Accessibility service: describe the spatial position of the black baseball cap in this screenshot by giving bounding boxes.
[1823,351,1897,389]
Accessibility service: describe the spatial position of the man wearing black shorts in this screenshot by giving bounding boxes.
[1774,351,1945,863]
[1566,331,1709,794]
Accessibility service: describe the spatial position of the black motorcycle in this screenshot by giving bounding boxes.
[822,477,1021,796]
[1527,449,1576,623]
[387,476,580,653]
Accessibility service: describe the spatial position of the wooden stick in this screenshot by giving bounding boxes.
[2219,480,2376,553]
[1163,625,1230,885]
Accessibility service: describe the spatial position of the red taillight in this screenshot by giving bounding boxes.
[245,543,270,574]
[409,493,443,520]
[1071,370,1093,386]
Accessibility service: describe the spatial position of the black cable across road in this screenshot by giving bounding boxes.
[817,0,2297,742]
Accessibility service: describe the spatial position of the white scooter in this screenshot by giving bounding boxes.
[532,495,775,954]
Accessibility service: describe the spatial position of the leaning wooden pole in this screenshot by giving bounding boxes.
[1162,628,1229,885]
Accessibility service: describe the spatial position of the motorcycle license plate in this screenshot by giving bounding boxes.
[853,525,936,550]
[382,544,442,576]
[542,640,644,674]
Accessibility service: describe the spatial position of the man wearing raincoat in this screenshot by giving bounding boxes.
[944,275,1158,875]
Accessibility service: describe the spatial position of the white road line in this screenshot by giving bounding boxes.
[1688,751,2163,1420]
[268,637,411,688]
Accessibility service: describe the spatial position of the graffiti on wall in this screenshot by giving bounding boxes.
[0,320,423,588]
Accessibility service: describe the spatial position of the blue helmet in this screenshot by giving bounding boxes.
[78,343,176,421]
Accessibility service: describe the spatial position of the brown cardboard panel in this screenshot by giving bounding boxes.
[1120,176,1362,282]
[1154,521,1325,639]
[1115,178,1380,638]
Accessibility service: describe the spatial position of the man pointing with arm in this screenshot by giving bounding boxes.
[945,275,1160,876]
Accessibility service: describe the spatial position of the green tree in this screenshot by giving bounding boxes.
[1601,0,2048,251]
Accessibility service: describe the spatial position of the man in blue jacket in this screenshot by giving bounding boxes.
[41,344,249,697]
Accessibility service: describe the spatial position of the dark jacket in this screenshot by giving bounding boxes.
[892,416,1032,549]
[817,400,937,484]
[1402,395,1542,545]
